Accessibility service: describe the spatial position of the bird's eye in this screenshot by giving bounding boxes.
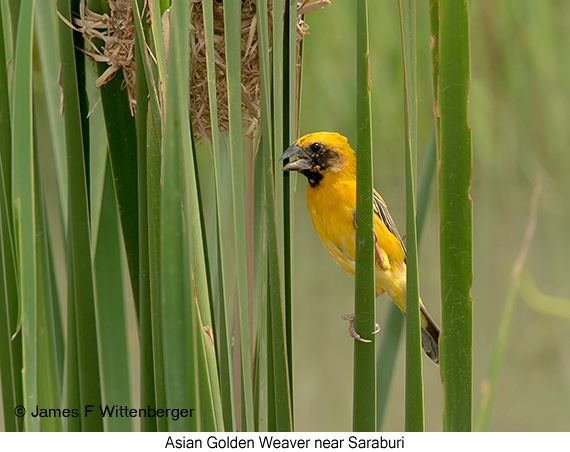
[310,142,322,153]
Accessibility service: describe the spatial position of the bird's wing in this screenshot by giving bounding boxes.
[373,190,407,259]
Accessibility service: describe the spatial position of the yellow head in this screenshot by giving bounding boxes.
[280,132,356,187]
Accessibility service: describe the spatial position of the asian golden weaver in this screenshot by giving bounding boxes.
[280,132,440,364]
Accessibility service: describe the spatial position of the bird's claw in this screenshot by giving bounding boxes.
[341,314,381,343]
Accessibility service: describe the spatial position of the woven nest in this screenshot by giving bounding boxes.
[73,0,141,116]
[189,0,266,139]
[74,0,330,141]
[189,0,331,140]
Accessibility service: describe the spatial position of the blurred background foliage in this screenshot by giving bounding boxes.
[293,0,570,431]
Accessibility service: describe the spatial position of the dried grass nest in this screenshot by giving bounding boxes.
[74,0,330,141]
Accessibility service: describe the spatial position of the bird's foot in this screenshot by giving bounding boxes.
[341,314,381,343]
[372,322,381,335]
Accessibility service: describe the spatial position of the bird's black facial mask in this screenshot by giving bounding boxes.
[280,141,340,187]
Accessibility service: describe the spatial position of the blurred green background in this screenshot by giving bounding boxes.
[292,0,570,431]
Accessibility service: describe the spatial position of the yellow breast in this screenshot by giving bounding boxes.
[305,174,407,305]
[306,174,357,275]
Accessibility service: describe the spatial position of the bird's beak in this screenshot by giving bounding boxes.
[280,143,312,172]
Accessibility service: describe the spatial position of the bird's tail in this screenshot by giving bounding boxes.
[420,304,440,365]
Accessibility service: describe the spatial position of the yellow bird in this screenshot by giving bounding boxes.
[280,132,440,364]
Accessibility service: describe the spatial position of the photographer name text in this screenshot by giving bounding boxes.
[18,405,194,421]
